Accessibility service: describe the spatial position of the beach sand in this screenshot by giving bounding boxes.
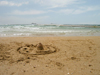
[0,36,100,75]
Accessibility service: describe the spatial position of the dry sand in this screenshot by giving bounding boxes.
[0,36,100,75]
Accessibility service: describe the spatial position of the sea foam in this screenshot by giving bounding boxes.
[0,24,100,37]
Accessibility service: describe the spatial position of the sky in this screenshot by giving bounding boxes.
[0,0,100,24]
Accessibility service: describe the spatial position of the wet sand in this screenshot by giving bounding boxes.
[0,36,100,75]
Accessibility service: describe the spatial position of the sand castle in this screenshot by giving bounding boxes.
[0,43,58,63]
[17,43,57,55]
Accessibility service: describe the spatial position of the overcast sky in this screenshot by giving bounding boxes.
[0,0,100,24]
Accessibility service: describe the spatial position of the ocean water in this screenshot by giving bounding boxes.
[0,24,100,37]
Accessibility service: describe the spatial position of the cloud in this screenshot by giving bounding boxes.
[73,6,100,14]
[59,9,74,14]
[73,9,85,14]
[58,6,100,14]
[11,10,46,15]
[10,6,100,15]
[34,0,81,8]
[0,1,28,6]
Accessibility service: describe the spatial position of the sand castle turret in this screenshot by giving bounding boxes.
[37,43,44,50]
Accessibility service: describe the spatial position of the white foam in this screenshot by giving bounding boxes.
[0,24,100,37]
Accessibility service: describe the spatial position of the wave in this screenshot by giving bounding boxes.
[0,24,100,37]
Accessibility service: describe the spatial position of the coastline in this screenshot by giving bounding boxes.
[0,24,100,37]
[0,36,100,75]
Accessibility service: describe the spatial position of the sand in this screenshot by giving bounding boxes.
[0,36,100,75]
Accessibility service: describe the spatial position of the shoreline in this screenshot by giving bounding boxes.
[0,24,100,37]
[0,36,100,38]
[0,36,100,75]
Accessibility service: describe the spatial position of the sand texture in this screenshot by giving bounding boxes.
[0,36,100,75]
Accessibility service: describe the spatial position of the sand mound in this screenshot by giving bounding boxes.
[17,43,57,55]
[0,43,58,63]
[0,44,11,61]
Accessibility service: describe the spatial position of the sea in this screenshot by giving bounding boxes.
[0,24,100,37]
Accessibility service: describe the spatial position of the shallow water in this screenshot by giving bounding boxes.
[0,24,100,37]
